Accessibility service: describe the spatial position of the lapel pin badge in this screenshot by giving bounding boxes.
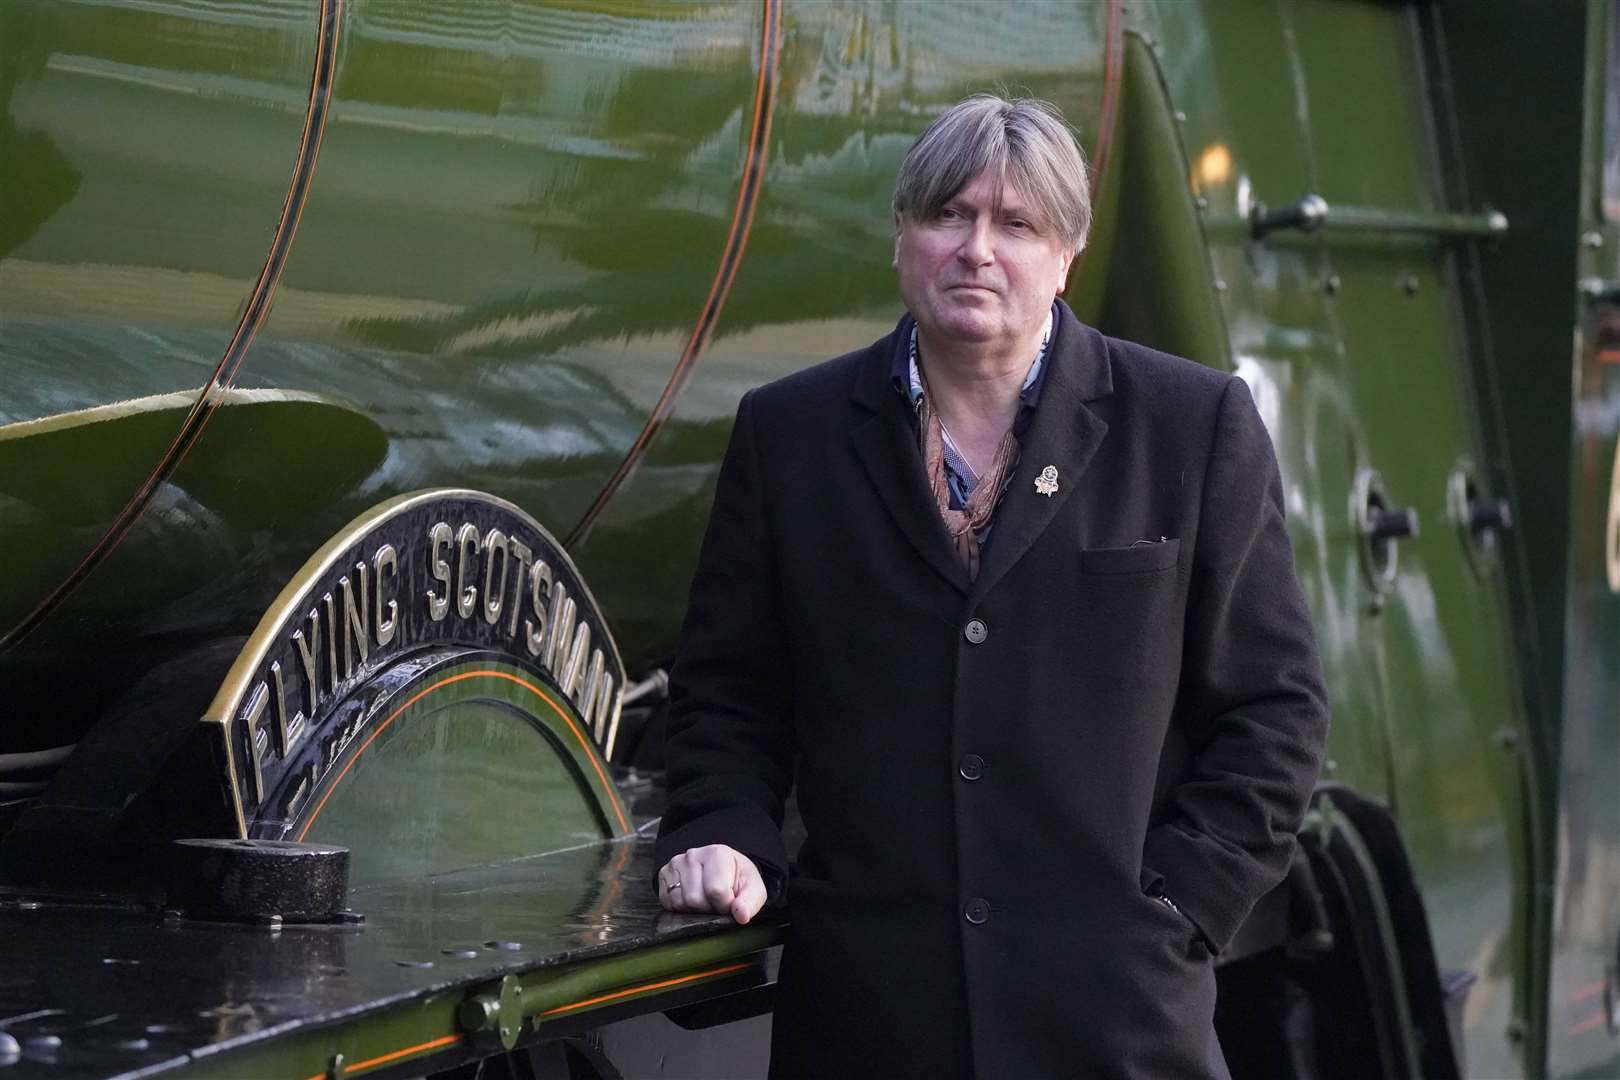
[1034,465,1060,497]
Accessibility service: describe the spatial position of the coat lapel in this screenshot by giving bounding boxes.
[968,311,1114,606]
[848,335,972,595]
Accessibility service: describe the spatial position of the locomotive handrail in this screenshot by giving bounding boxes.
[1232,195,1509,241]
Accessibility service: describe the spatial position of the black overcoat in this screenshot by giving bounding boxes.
[655,303,1329,1079]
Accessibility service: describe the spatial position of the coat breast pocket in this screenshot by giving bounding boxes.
[1078,537,1181,576]
[1064,538,1187,700]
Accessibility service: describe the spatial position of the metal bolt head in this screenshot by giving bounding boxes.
[1397,272,1420,296]
[1323,274,1341,296]
[1213,278,1228,292]
[1298,195,1329,229]
[1584,230,1605,249]
[1173,110,1187,123]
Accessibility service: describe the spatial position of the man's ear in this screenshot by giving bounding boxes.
[1055,246,1079,294]
[892,214,903,270]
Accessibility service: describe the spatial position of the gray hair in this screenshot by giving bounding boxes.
[893,93,1091,252]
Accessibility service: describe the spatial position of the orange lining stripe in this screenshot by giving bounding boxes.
[537,961,752,1018]
[346,1032,464,1072]
[1573,980,1607,1001]
[1068,0,1123,289]
[564,0,782,548]
[300,1033,463,1080]
[1567,1012,1607,1037]
[0,0,344,652]
[292,965,753,1078]
[296,669,628,839]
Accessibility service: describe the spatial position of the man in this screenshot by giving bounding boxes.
[653,94,1328,1079]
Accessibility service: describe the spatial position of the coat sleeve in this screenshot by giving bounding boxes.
[653,389,795,896]
[1142,376,1330,952]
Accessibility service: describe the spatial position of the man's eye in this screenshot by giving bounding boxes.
[1006,219,1031,230]
[938,208,962,221]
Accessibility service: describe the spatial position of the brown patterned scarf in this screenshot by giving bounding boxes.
[916,379,1019,581]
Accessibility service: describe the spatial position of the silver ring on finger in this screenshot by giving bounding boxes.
[669,876,681,891]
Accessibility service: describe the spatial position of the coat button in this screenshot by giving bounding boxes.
[964,898,991,925]
[963,618,988,644]
[958,754,984,781]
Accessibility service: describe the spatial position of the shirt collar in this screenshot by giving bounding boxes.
[893,305,1055,419]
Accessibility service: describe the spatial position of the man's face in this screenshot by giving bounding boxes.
[893,171,1076,353]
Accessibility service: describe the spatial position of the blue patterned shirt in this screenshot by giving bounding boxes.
[891,307,1055,513]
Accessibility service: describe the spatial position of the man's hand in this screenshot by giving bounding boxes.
[657,844,767,925]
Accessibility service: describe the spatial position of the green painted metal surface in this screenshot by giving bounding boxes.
[179,926,778,1079]
[1544,2,1620,1076]
[2,0,1617,1076]
[299,659,614,883]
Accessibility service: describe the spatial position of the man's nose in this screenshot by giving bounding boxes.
[956,219,993,265]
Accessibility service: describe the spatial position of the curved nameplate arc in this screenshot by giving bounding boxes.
[199,489,630,860]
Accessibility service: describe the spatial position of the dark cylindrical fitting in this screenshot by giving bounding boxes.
[1469,498,1512,533]
[1368,507,1419,543]
[166,838,350,922]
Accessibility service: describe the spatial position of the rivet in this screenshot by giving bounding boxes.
[1173,110,1187,123]
[1193,195,1209,212]
[1323,274,1341,296]
[441,948,479,959]
[1213,278,1227,292]
[1583,230,1604,249]
[1397,271,1419,295]
[395,959,434,969]
[115,1038,151,1051]
[23,1034,62,1051]
[486,940,523,952]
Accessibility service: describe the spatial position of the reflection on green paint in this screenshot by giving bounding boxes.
[306,692,605,885]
